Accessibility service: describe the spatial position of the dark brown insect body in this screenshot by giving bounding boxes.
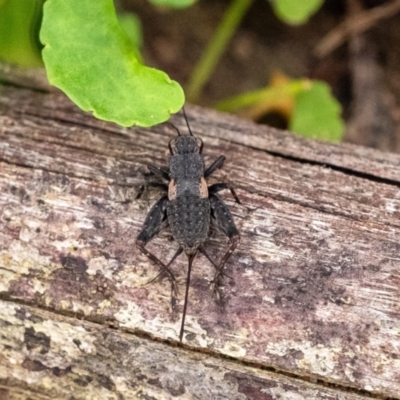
[136,111,240,341]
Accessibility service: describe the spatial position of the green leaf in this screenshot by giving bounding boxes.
[148,0,197,9]
[118,12,142,49]
[272,0,323,25]
[0,0,44,67]
[40,0,184,127]
[290,81,344,142]
[117,12,143,63]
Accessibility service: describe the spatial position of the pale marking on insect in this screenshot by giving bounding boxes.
[168,178,177,200]
[199,177,208,199]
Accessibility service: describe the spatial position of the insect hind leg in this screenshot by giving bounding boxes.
[139,245,182,302]
[136,195,179,300]
[137,182,168,200]
[209,182,241,204]
[208,193,240,297]
[199,245,233,302]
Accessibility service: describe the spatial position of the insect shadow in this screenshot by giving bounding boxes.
[136,108,240,342]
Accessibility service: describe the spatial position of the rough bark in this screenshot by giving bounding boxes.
[0,67,400,399]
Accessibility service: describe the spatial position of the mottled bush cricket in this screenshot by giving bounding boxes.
[136,109,240,341]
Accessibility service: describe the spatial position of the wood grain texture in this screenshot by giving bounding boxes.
[0,300,370,400]
[1,70,400,399]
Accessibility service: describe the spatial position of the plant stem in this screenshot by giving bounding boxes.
[215,80,309,112]
[186,0,253,103]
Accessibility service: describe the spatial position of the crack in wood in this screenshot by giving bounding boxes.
[0,295,397,400]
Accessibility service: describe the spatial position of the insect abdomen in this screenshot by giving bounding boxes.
[167,197,210,253]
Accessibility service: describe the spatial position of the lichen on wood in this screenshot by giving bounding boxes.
[0,67,400,399]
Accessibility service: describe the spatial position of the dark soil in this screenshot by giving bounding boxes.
[121,0,400,153]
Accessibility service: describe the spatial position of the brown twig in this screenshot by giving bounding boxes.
[314,0,400,58]
[344,0,398,151]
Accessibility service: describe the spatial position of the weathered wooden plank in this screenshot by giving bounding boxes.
[1,86,400,230]
[193,107,400,183]
[1,74,400,398]
[0,300,371,400]
[2,76,400,182]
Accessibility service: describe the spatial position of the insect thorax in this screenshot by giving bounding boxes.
[168,153,207,200]
[169,154,204,179]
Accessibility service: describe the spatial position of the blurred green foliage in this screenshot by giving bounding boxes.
[0,0,342,140]
[148,0,197,8]
[0,0,44,67]
[290,81,344,141]
[271,0,324,25]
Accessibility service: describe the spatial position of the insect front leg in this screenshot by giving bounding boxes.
[148,164,170,181]
[204,156,225,178]
[136,196,179,299]
[209,194,240,296]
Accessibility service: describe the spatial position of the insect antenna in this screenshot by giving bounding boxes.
[179,253,196,342]
[182,107,194,136]
[165,122,181,136]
